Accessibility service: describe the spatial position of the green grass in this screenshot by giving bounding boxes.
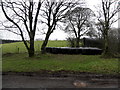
[2,40,119,75]
[2,40,67,54]
[2,53,119,75]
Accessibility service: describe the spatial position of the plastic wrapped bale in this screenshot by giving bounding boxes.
[45,47,103,55]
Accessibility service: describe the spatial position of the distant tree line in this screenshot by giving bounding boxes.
[0,39,21,44]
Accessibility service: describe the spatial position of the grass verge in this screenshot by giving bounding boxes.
[2,53,119,75]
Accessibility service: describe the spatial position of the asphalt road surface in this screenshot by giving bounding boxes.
[2,75,119,88]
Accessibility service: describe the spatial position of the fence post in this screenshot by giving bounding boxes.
[16,46,19,53]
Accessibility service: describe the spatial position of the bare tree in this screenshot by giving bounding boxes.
[40,0,79,53]
[63,7,95,47]
[1,0,42,57]
[95,22,105,39]
[96,0,120,57]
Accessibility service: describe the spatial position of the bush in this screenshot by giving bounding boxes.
[82,38,104,49]
[108,29,119,57]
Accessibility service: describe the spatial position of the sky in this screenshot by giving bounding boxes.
[0,0,119,40]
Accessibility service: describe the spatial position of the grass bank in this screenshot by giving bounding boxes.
[2,53,119,75]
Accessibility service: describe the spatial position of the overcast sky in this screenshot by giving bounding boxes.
[0,0,119,40]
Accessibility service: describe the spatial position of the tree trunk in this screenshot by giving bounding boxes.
[102,29,111,57]
[76,37,80,47]
[41,33,50,54]
[118,29,120,53]
[103,35,109,55]
[28,38,35,57]
[83,37,86,47]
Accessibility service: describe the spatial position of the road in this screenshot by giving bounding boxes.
[2,74,119,88]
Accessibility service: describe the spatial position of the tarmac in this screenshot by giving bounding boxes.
[2,74,119,88]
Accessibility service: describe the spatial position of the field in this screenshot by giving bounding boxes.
[2,40,67,54]
[2,40,119,75]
